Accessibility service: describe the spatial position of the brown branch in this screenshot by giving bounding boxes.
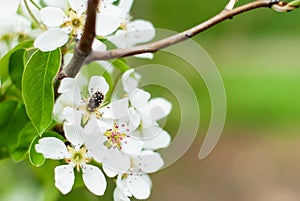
[58,0,99,79]
[59,0,283,79]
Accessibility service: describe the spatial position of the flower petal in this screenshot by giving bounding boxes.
[128,107,140,131]
[88,76,109,96]
[143,129,171,150]
[134,151,164,173]
[92,39,107,52]
[127,175,151,199]
[69,0,87,15]
[134,53,154,59]
[34,28,68,52]
[35,137,70,159]
[114,187,130,201]
[82,164,107,196]
[54,164,75,194]
[0,0,19,19]
[147,98,172,120]
[103,148,130,174]
[127,20,155,43]
[58,78,75,93]
[40,7,65,27]
[96,12,121,36]
[122,69,141,94]
[103,165,118,178]
[63,123,83,148]
[130,89,150,109]
[121,137,143,156]
[119,0,133,13]
[44,0,68,10]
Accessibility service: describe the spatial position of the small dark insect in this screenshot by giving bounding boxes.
[88,91,104,111]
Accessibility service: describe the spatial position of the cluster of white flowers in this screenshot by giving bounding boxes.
[0,0,155,58]
[36,69,172,200]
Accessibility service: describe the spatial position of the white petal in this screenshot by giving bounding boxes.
[92,39,107,52]
[44,0,68,10]
[63,107,83,126]
[40,7,65,27]
[114,187,130,201]
[103,149,130,174]
[127,20,155,43]
[134,151,164,173]
[34,29,68,52]
[103,165,118,178]
[119,0,133,13]
[121,137,143,156]
[0,0,20,19]
[128,107,140,131]
[130,89,150,109]
[143,130,171,150]
[88,76,109,96]
[63,123,83,148]
[96,12,121,36]
[127,175,151,199]
[54,164,75,194]
[147,98,172,120]
[69,0,87,15]
[82,164,107,196]
[134,53,154,59]
[122,69,140,94]
[35,137,70,159]
[58,78,75,93]
[100,98,128,119]
[53,95,72,123]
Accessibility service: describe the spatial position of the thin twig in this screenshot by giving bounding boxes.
[59,0,283,79]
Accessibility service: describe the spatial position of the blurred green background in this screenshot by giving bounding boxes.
[2,0,300,201]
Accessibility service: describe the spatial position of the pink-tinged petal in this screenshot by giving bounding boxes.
[130,89,150,109]
[34,28,68,52]
[82,164,107,196]
[103,165,118,178]
[127,175,151,200]
[35,137,70,159]
[122,69,141,94]
[63,123,83,148]
[40,7,65,27]
[127,20,155,43]
[119,0,133,13]
[128,107,140,131]
[0,0,20,19]
[134,151,164,173]
[103,148,130,174]
[114,187,131,201]
[143,129,171,150]
[121,138,143,156]
[69,0,87,15]
[96,12,121,36]
[88,76,109,96]
[54,164,75,194]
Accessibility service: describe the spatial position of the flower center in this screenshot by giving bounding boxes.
[88,91,105,112]
[65,146,91,171]
[71,18,82,28]
[104,125,128,150]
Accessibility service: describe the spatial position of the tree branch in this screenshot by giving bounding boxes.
[86,0,281,63]
[59,0,285,79]
[58,0,99,79]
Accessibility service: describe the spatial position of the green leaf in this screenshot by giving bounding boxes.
[0,101,36,161]
[288,0,300,7]
[22,49,61,135]
[29,135,45,166]
[10,123,38,162]
[0,40,33,83]
[29,131,65,166]
[112,59,130,72]
[9,49,26,90]
[0,101,18,159]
